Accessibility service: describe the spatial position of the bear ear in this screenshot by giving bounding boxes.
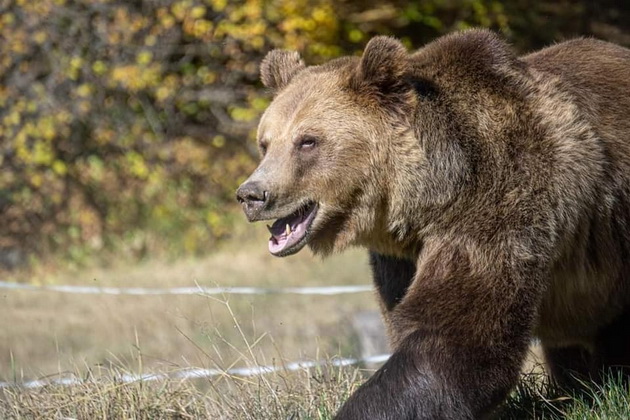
[353,36,410,94]
[260,50,306,91]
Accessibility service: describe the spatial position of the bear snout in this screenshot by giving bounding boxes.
[236,181,268,222]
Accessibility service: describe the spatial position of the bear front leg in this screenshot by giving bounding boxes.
[336,243,544,419]
[369,252,416,339]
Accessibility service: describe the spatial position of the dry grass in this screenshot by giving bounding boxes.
[2,220,629,419]
[1,220,376,383]
[0,217,378,418]
[0,364,367,419]
[4,358,629,419]
[1,288,373,419]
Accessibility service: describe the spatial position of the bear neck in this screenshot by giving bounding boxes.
[358,128,430,260]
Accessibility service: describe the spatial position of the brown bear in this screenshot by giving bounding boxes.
[236,29,630,419]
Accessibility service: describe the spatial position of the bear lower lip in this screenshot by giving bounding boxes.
[268,202,318,256]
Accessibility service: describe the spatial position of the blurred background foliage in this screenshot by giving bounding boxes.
[1,0,629,271]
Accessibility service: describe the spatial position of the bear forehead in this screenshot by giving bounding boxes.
[259,71,361,140]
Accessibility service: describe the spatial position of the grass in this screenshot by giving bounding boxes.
[0,221,375,382]
[2,362,630,419]
[0,293,367,419]
[1,219,629,418]
[496,371,630,419]
[0,364,362,419]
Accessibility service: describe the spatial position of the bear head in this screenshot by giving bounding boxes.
[237,30,528,258]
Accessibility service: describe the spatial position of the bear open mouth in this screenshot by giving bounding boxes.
[267,202,318,256]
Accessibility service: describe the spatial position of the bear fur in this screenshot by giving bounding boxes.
[236,30,630,419]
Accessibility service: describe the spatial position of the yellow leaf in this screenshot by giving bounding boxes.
[145,35,157,46]
[76,83,92,97]
[92,60,108,75]
[33,31,47,45]
[210,0,227,12]
[212,135,225,148]
[52,160,68,176]
[136,51,153,65]
[2,13,14,25]
[70,56,83,69]
[348,29,363,43]
[30,173,43,188]
[190,5,206,19]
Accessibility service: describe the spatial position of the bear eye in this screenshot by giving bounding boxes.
[297,136,318,150]
[259,142,268,156]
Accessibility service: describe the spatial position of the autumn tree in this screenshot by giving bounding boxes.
[1,0,628,269]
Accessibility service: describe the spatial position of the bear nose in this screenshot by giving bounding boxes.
[236,181,268,221]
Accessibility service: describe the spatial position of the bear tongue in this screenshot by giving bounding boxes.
[268,213,308,255]
[268,203,322,255]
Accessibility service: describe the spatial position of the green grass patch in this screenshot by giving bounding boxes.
[2,369,629,419]
[498,371,630,419]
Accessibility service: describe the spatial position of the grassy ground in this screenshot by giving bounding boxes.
[1,219,629,418]
[2,365,630,419]
[0,221,375,383]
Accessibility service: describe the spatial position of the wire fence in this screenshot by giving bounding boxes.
[0,354,391,389]
[0,281,373,296]
[0,279,384,388]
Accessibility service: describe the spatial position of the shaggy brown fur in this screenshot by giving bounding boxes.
[236,30,630,419]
